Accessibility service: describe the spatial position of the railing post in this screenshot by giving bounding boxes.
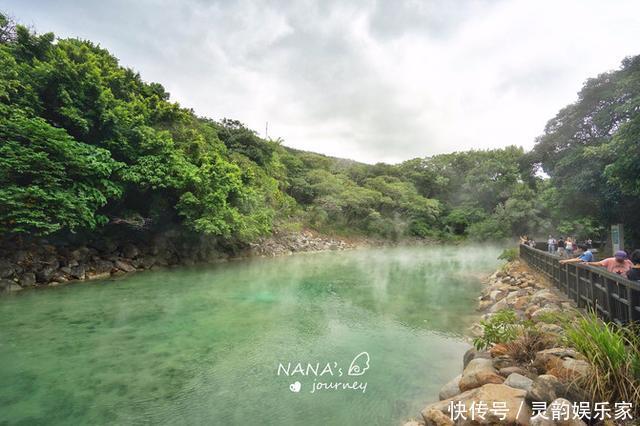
[631,287,639,322]
[604,278,613,322]
[588,269,596,313]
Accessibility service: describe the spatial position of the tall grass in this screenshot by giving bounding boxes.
[564,312,640,410]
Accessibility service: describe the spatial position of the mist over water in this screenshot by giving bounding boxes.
[0,245,502,425]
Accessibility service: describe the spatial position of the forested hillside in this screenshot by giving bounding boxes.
[1,15,638,248]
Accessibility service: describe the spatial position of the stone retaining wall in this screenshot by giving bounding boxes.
[0,230,362,293]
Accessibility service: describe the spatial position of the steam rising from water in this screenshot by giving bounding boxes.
[0,244,502,425]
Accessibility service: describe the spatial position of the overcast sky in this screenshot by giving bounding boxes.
[6,0,640,163]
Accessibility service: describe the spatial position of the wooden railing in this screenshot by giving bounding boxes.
[519,244,640,324]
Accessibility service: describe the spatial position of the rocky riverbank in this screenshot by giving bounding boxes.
[404,260,600,426]
[0,230,370,293]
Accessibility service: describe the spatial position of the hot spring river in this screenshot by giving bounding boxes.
[0,245,502,425]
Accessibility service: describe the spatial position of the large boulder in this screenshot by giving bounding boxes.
[532,348,584,375]
[423,384,531,425]
[546,358,590,381]
[422,408,454,426]
[439,375,462,400]
[529,398,587,426]
[459,358,504,392]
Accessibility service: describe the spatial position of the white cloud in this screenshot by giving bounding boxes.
[6,0,640,163]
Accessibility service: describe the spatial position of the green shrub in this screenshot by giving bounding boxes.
[473,309,520,350]
[563,312,640,411]
[498,247,518,262]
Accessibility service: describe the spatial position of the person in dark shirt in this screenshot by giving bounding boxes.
[628,249,640,282]
[557,237,566,257]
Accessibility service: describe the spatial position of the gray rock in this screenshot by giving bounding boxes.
[459,358,504,391]
[69,265,86,280]
[504,372,534,392]
[489,297,509,313]
[438,374,462,400]
[533,348,583,372]
[424,384,531,425]
[463,348,491,369]
[70,247,91,262]
[50,272,68,283]
[114,259,136,273]
[492,355,516,370]
[560,358,590,378]
[91,260,114,274]
[18,272,36,287]
[36,264,58,283]
[0,260,15,278]
[531,289,557,305]
[489,289,506,302]
[531,306,561,320]
[537,323,563,334]
[527,374,568,403]
[122,244,140,259]
[499,366,537,379]
[140,256,157,269]
[0,279,15,291]
[421,408,453,426]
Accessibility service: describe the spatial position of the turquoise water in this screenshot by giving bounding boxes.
[0,245,501,425]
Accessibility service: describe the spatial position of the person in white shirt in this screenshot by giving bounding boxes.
[565,238,574,257]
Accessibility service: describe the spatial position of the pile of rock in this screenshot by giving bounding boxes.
[0,230,357,293]
[248,230,356,257]
[415,345,590,425]
[472,266,576,336]
[0,237,197,292]
[405,262,591,426]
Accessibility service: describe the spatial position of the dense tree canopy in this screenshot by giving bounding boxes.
[527,55,640,245]
[1,14,638,247]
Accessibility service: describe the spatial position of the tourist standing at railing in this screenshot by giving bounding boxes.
[628,250,640,282]
[559,248,594,265]
[565,238,574,257]
[547,235,556,254]
[557,237,566,257]
[586,250,633,276]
